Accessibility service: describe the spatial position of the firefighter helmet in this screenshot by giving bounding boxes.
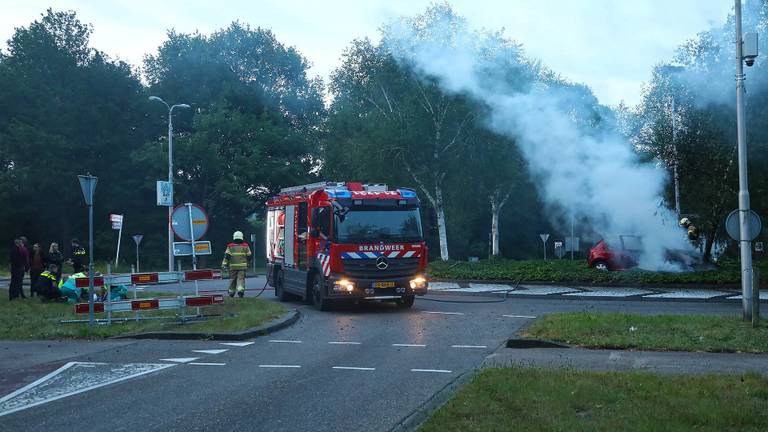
[679,217,690,227]
[233,231,244,241]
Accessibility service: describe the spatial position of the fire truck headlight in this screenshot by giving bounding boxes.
[334,279,355,292]
[409,277,427,290]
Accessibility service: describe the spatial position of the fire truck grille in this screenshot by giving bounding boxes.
[341,258,421,279]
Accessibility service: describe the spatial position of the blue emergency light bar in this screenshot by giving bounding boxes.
[324,189,352,199]
[397,188,417,199]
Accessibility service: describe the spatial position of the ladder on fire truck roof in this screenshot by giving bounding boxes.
[279,182,388,195]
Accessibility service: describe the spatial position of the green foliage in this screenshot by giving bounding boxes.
[524,312,768,353]
[422,367,768,431]
[428,258,768,285]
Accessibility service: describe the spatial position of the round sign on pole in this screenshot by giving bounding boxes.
[725,209,762,241]
[171,204,209,241]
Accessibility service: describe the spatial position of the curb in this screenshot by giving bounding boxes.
[110,309,300,341]
[430,278,744,290]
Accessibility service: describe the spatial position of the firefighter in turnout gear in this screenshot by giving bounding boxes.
[222,231,251,298]
[679,217,700,242]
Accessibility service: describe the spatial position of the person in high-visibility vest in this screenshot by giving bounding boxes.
[222,231,252,298]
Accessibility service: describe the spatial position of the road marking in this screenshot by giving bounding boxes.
[268,339,303,344]
[159,357,199,363]
[392,343,426,347]
[258,364,302,368]
[328,341,362,345]
[189,362,226,366]
[505,286,579,296]
[645,290,730,299]
[411,369,452,373]
[332,366,376,371]
[0,362,175,417]
[424,311,464,316]
[502,314,537,319]
[219,342,255,347]
[192,349,228,355]
[428,282,461,290]
[451,345,487,349]
[564,287,653,297]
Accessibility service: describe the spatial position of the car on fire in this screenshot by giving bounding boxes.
[588,235,642,271]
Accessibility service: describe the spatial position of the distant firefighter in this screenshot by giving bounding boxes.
[679,217,700,242]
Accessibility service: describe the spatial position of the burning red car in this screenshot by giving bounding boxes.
[588,235,642,271]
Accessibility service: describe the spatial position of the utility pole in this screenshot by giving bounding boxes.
[735,0,755,321]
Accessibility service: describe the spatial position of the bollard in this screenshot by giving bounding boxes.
[753,268,760,328]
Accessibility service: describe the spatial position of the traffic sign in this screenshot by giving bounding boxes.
[157,181,173,206]
[554,241,565,259]
[173,241,212,256]
[725,209,762,241]
[110,214,123,230]
[171,204,209,241]
[132,234,143,246]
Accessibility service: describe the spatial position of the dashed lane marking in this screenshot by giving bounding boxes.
[392,344,426,348]
[506,286,579,296]
[563,287,654,297]
[189,363,226,366]
[159,358,199,363]
[644,290,730,299]
[451,345,487,349]
[328,341,362,345]
[411,369,452,373]
[219,342,255,347]
[258,365,302,368]
[268,340,303,344]
[192,349,228,355]
[332,366,376,371]
[502,314,537,319]
[424,311,464,316]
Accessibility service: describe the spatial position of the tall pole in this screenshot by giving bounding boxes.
[88,199,95,327]
[735,0,753,321]
[167,111,174,272]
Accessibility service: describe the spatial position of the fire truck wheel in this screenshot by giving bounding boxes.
[311,273,331,311]
[396,295,415,308]
[275,270,289,301]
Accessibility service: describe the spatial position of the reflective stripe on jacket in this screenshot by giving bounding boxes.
[222,242,251,270]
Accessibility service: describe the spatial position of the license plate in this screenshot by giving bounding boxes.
[372,281,395,289]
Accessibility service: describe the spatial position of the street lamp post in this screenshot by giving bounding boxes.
[149,96,190,272]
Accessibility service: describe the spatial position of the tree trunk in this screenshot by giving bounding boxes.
[703,223,718,263]
[435,183,449,261]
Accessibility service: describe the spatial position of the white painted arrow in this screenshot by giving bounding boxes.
[192,349,228,355]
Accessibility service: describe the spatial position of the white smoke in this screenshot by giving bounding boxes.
[385,8,694,270]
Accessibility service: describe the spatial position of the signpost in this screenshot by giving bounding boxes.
[110,214,124,266]
[251,233,257,272]
[132,234,143,273]
[539,233,550,260]
[171,203,210,302]
[554,241,565,259]
[78,174,98,327]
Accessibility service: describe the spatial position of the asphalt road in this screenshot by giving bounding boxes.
[0,292,746,431]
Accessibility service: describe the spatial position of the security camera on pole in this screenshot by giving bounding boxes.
[734,0,759,322]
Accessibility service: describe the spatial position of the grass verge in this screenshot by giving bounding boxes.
[523,312,768,353]
[421,367,768,432]
[428,258,768,285]
[0,289,287,339]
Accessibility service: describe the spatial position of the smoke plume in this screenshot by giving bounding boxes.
[385,6,694,270]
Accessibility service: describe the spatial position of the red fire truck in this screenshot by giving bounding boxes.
[265,182,429,310]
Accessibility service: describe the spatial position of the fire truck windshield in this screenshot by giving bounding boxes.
[334,209,422,243]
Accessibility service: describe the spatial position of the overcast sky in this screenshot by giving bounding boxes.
[0,1,733,106]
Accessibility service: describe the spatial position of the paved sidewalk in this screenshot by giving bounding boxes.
[485,345,768,375]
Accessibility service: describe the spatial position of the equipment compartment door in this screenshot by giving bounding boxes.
[284,205,295,267]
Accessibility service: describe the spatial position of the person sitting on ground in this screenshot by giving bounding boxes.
[36,264,65,302]
[58,270,87,304]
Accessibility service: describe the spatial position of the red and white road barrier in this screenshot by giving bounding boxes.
[74,294,224,314]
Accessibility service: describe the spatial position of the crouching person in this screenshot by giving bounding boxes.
[58,271,87,304]
[36,264,65,302]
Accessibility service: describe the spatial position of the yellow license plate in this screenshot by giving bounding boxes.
[373,281,396,289]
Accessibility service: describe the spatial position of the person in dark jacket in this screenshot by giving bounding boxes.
[29,243,45,297]
[9,238,27,300]
[35,264,63,302]
[47,242,64,280]
[69,238,87,273]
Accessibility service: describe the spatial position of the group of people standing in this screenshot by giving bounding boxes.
[8,237,87,301]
